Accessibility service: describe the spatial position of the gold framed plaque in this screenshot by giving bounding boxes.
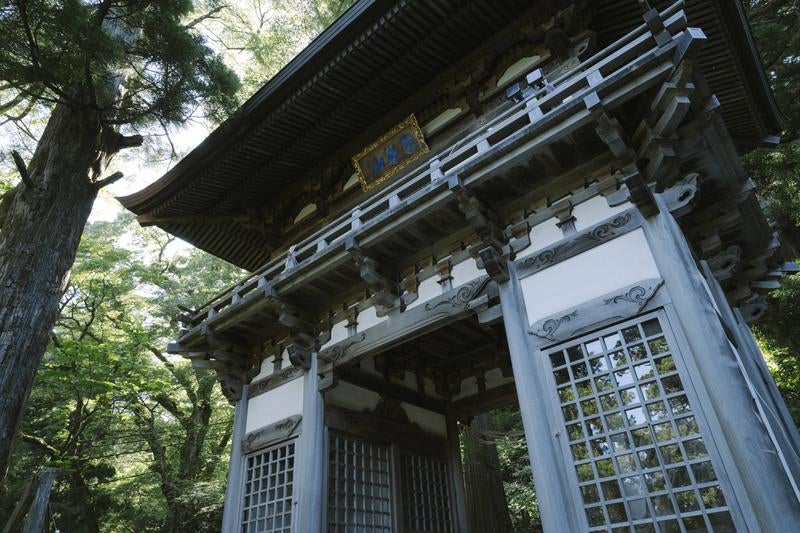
[351,114,429,192]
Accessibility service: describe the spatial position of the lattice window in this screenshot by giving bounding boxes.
[242,440,295,533]
[547,313,736,532]
[328,434,393,532]
[401,452,453,533]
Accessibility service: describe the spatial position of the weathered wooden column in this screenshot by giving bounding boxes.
[221,385,249,533]
[293,353,326,532]
[699,260,800,486]
[463,414,514,532]
[498,262,586,532]
[642,193,800,530]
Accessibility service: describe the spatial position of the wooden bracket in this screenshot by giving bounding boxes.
[584,93,659,217]
[707,245,742,283]
[740,295,768,324]
[276,301,319,370]
[448,175,512,282]
[661,173,701,217]
[346,238,400,316]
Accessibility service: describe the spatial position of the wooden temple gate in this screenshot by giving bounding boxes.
[121,0,800,531]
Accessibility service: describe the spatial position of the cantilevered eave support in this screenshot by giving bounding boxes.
[293,353,325,532]
[642,193,800,530]
[221,385,249,533]
[497,262,586,532]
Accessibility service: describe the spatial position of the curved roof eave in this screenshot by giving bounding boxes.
[117,0,386,215]
[722,0,786,136]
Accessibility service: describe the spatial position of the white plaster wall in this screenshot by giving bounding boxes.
[451,376,479,402]
[450,368,514,402]
[246,376,304,433]
[403,404,447,436]
[528,216,563,252]
[326,381,380,412]
[358,305,389,330]
[573,196,633,231]
[520,228,660,324]
[406,276,441,310]
[485,367,514,389]
[321,320,349,350]
[451,257,482,286]
[252,355,276,382]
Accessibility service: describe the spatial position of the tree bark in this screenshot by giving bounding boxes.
[463,414,514,533]
[0,102,104,485]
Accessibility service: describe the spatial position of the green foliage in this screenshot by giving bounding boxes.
[492,407,542,532]
[204,0,354,97]
[0,0,240,126]
[744,0,800,425]
[1,214,244,531]
[746,0,800,137]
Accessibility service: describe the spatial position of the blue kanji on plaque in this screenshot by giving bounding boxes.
[352,114,429,192]
[386,144,400,165]
[400,133,418,155]
[371,155,385,174]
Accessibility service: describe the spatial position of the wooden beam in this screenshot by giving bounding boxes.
[337,368,446,413]
[447,383,518,417]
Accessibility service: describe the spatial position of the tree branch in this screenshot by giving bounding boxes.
[20,433,60,458]
[183,4,228,30]
[94,171,124,189]
[11,150,34,189]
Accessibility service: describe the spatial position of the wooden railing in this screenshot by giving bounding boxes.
[180,2,688,331]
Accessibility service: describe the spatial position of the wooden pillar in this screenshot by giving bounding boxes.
[22,467,57,533]
[446,415,469,532]
[221,385,248,533]
[700,260,800,483]
[498,263,586,532]
[463,414,514,532]
[294,353,325,532]
[642,193,800,530]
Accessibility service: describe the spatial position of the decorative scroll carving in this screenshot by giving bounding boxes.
[602,280,663,311]
[248,366,304,399]
[522,245,564,270]
[528,279,665,345]
[530,310,578,341]
[318,332,367,367]
[662,173,701,217]
[242,415,302,453]
[425,277,492,312]
[580,213,632,243]
[515,209,642,278]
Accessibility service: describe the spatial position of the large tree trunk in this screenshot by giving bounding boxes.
[0,103,104,485]
[463,413,515,532]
